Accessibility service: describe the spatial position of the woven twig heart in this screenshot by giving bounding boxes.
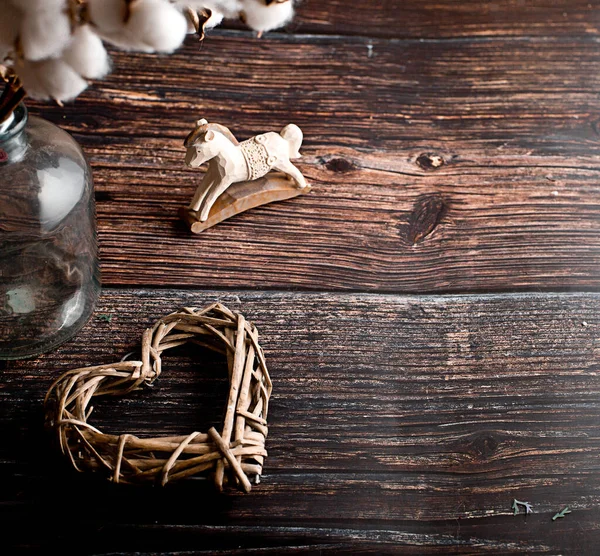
[44,303,271,492]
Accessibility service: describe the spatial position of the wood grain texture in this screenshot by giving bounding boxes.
[25,30,600,292]
[286,0,600,39]
[1,290,599,553]
[8,4,600,553]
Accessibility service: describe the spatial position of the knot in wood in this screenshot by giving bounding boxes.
[325,157,359,173]
[416,153,445,171]
[407,193,447,245]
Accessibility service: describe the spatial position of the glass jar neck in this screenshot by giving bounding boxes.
[0,104,28,163]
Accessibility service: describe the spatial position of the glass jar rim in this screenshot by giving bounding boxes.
[0,103,28,144]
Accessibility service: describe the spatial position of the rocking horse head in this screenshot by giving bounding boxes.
[184,119,239,168]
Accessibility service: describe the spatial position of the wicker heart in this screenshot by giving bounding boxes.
[44,303,271,492]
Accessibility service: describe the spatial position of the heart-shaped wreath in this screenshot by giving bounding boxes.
[44,303,271,492]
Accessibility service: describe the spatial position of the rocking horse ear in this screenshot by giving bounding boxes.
[205,129,215,141]
[197,118,208,126]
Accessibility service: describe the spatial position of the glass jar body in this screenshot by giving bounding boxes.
[0,105,100,359]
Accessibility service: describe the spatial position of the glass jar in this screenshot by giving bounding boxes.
[0,104,100,359]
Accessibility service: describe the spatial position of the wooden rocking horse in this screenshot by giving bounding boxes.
[180,119,310,233]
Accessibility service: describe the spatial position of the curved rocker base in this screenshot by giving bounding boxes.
[179,172,311,234]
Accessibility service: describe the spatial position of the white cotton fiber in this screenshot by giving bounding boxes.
[240,0,294,32]
[126,0,188,52]
[176,0,241,18]
[87,0,128,34]
[63,25,111,79]
[13,59,49,100]
[37,59,89,102]
[17,58,88,102]
[20,8,72,61]
[205,0,242,18]
[204,9,225,28]
[97,31,151,52]
[0,1,21,59]
[89,0,150,51]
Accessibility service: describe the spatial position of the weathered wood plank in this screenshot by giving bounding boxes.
[26,34,600,292]
[1,290,599,552]
[286,0,600,39]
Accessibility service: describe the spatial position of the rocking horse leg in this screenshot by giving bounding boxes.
[199,178,234,222]
[274,160,308,189]
[189,174,216,212]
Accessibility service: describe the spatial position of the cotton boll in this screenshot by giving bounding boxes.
[14,59,50,100]
[37,59,89,102]
[98,31,152,52]
[94,0,187,53]
[127,0,188,53]
[20,8,72,61]
[175,0,241,18]
[88,0,149,52]
[212,0,242,18]
[204,9,224,29]
[16,58,88,102]
[63,25,111,79]
[240,0,294,33]
[87,0,128,34]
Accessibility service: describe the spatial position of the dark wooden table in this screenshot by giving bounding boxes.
[3,1,600,553]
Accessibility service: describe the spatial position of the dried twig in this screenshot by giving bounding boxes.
[0,65,25,123]
[552,507,571,521]
[512,499,533,515]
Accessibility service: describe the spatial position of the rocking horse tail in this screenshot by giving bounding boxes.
[280,124,303,159]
